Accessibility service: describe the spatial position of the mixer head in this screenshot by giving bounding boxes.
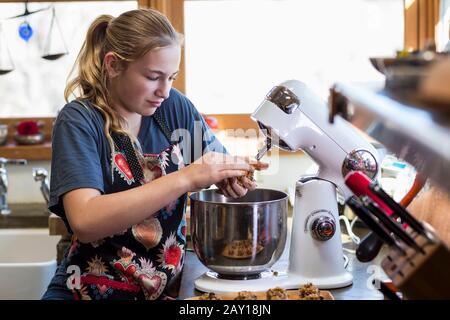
[252,82,306,160]
[251,80,334,162]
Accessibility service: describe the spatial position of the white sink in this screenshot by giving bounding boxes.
[0,228,61,300]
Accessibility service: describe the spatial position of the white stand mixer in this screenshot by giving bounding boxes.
[194,80,379,292]
[284,176,353,288]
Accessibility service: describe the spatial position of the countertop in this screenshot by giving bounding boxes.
[0,203,48,228]
[178,226,388,300]
[1,205,389,300]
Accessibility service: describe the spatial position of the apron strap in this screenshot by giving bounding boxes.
[153,109,181,144]
[116,109,177,185]
[111,132,145,184]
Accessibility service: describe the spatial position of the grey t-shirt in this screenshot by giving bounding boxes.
[49,88,226,227]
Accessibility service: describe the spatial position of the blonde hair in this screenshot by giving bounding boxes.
[64,9,183,150]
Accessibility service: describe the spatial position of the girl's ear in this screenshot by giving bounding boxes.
[104,52,122,78]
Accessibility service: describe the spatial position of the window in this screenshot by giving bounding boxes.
[0,1,138,117]
[184,0,404,114]
[439,0,450,51]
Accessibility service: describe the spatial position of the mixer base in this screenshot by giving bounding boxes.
[194,271,284,294]
[194,270,353,293]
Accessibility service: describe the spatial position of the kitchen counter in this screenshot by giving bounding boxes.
[0,203,48,228]
[4,204,389,299]
[178,226,388,300]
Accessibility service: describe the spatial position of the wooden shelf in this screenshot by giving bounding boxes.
[0,116,54,161]
[48,213,69,236]
[0,141,52,161]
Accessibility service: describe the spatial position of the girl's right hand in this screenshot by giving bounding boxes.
[180,152,251,192]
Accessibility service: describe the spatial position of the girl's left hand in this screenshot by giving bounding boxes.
[215,176,256,198]
[215,158,269,198]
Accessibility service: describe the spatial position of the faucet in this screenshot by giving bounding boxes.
[33,168,50,206]
[0,157,28,215]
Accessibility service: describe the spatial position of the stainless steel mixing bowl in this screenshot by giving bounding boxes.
[189,188,288,279]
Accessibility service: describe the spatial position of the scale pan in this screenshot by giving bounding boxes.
[41,52,67,60]
[0,69,14,75]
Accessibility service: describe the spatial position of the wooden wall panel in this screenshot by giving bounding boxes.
[405,0,440,51]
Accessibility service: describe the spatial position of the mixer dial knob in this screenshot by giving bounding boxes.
[311,216,336,241]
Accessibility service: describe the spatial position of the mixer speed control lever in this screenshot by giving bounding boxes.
[311,216,336,241]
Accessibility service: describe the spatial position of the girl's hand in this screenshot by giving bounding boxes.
[215,177,255,198]
[180,152,251,192]
[215,158,269,198]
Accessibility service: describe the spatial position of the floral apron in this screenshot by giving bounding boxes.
[67,110,187,300]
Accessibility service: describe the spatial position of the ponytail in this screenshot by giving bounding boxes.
[64,9,183,152]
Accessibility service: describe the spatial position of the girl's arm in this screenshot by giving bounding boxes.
[63,152,249,243]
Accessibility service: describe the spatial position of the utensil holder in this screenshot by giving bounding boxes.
[381,224,450,299]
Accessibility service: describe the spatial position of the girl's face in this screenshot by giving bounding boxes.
[109,44,181,117]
